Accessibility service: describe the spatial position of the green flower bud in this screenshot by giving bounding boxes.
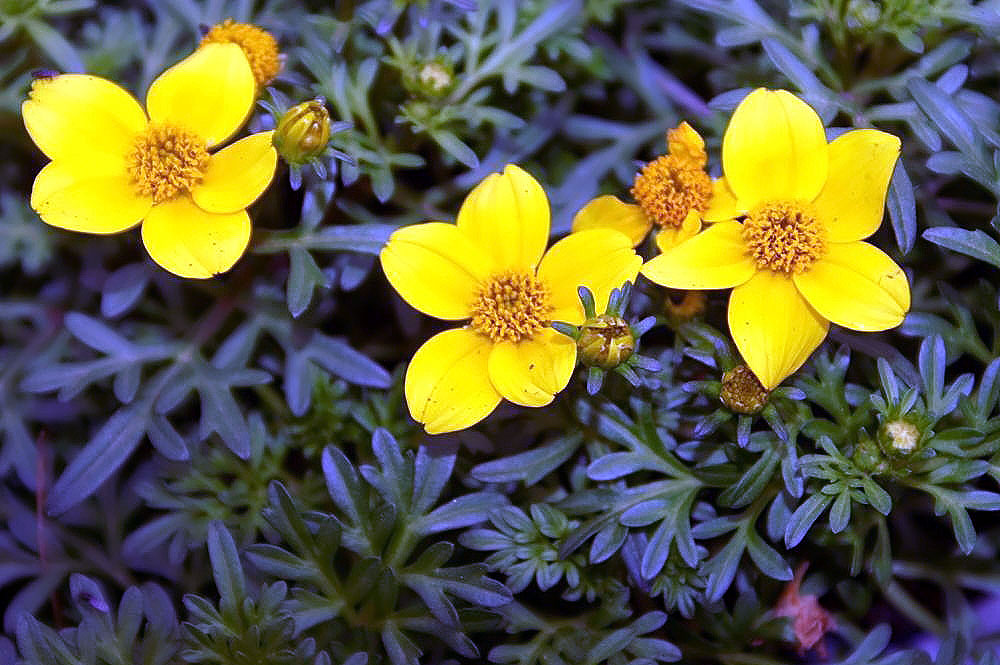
[577,315,634,370]
[273,100,331,164]
[720,365,768,414]
[853,438,885,473]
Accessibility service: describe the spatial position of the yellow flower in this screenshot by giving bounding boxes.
[200,19,281,88]
[571,122,720,251]
[380,165,642,434]
[641,89,910,389]
[22,43,277,279]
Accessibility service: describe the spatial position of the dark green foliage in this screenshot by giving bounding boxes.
[4,0,1000,663]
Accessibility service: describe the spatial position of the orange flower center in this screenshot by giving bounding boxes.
[742,201,825,274]
[126,124,209,203]
[201,19,281,87]
[631,155,713,229]
[470,271,552,343]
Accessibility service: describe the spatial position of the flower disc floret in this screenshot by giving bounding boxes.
[127,124,210,203]
[471,271,552,343]
[201,19,281,87]
[631,154,713,229]
[742,200,825,274]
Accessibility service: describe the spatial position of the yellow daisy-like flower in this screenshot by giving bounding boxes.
[200,19,281,88]
[380,164,642,435]
[641,88,910,389]
[22,43,278,279]
[572,122,722,251]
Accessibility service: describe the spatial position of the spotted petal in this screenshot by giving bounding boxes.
[488,328,577,407]
[404,328,501,435]
[793,241,910,332]
[141,196,250,278]
[22,74,147,168]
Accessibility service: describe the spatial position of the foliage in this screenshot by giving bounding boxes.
[3,0,1000,663]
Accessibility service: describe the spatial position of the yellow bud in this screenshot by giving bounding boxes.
[273,100,331,164]
[720,365,769,414]
[667,121,707,170]
[577,315,635,370]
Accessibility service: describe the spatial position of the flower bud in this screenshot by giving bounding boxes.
[417,61,453,96]
[664,290,706,323]
[881,419,921,455]
[852,438,885,473]
[577,315,635,370]
[273,100,331,164]
[720,365,768,414]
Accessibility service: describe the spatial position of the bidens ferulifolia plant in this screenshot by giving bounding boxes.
[2,1,1000,665]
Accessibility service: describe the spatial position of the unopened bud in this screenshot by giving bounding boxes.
[273,100,331,164]
[664,290,706,323]
[720,365,769,414]
[417,61,453,95]
[852,438,884,473]
[577,315,634,370]
[882,419,920,454]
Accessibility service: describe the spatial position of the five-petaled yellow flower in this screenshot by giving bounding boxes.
[22,43,277,278]
[380,165,642,434]
[572,121,727,251]
[642,88,910,389]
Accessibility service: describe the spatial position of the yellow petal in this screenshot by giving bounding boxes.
[191,131,277,214]
[537,229,642,325]
[654,209,701,252]
[30,161,151,234]
[641,221,756,290]
[146,43,255,149]
[404,328,502,434]
[793,241,910,332]
[380,222,494,320]
[22,74,146,168]
[456,164,549,272]
[668,121,707,169]
[728,271,829,390]
[702,177,742,222]
[722,89,828,208]
[141,197,250,278]
[488,328,577,407]
[813,129,901,243]
[571,196,651,247]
